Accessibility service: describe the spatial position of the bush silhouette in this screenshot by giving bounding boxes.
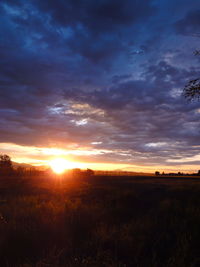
[0,154,13,175]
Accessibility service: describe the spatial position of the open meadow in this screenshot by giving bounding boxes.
[0,174,199,267]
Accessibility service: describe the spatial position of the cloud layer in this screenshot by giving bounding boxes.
[0,0,200,170]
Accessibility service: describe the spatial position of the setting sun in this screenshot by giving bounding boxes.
[49,158,69,174]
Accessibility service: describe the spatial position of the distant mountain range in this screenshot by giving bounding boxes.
[12,162,48,170]
[11,162,152,174]
[113,167,153,175]
[12,162,33,168]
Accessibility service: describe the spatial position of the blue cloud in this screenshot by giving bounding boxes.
[0,0,200,167]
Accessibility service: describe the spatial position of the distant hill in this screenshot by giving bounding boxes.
[114,167,153,176]
[12,162,33,169]
[95,169,153,176]
[12,162,47,171]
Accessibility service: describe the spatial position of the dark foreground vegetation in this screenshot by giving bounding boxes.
[0,174,199,267]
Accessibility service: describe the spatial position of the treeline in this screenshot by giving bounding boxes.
[0,154,95,179]
[155,170,200,176]
[0,154,45,178]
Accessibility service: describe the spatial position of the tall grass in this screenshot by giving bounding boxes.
[0,176,199,266]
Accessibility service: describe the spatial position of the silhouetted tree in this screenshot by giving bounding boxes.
[72,168,82,177]
[16,166,26,177]
[183,78,200,101]
[0,154,13,175]
[85,168,94,177]
[183,51,200,100]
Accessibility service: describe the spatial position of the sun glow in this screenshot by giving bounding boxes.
[49,158,84,174]
[49,158,71,174]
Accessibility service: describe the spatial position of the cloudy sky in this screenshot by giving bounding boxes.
[0,0,200,172]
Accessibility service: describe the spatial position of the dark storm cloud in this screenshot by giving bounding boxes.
[0,0,200,168]
[175,10,200,35]
[35,0,155,29]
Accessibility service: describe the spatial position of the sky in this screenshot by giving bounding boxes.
[0,0,200,172]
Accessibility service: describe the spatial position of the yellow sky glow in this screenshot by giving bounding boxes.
[0,142,199,173]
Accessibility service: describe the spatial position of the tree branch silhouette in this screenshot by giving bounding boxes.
[183,50,200,101]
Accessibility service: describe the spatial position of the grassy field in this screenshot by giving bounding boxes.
[0,175,199,266]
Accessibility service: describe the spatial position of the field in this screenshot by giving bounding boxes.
[0,174,199,267]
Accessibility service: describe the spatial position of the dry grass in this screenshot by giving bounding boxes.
[0,175,199,266]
